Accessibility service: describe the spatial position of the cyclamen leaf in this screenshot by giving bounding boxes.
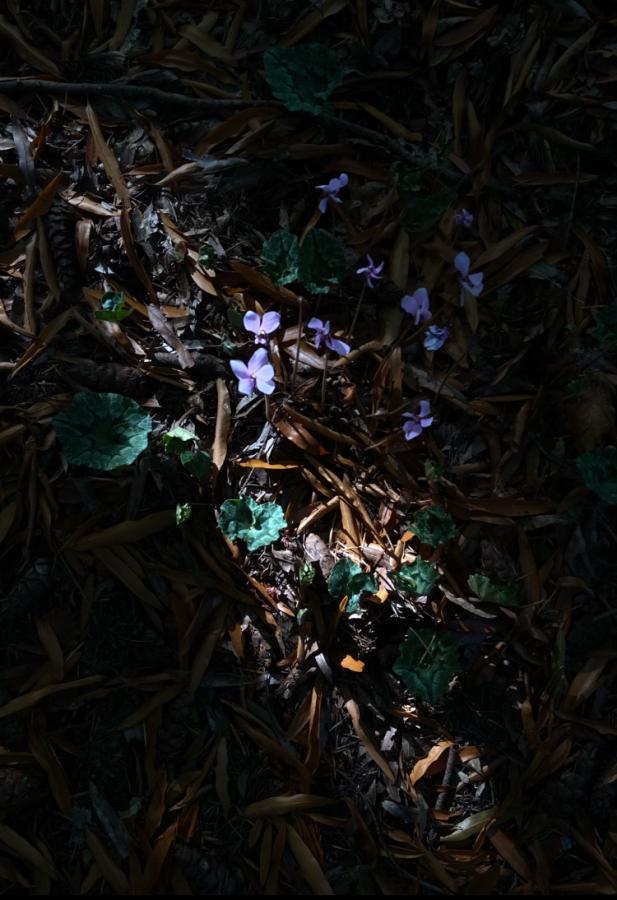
[403,191,456,233]
[328,558,377,614]
[393,629,460,705]
[163,426,195,454]
[576,448,617,504]
[95,291,133,322]
[298,229,346,294]
[53,392,152,471]
[176,503,192,525]
[261,231,300,286]
[412,507,457,546]
[180,450,212,480]
[468,573,519,608]
[264,44,344,115]
[392,559,439,596]
[218,497,286,551]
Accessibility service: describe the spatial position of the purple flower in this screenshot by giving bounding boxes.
[423,325,450,352]
[454,251,484,306]
[230,348,275,397]
[402,401,433,441]
[454,208,474,229]
[308,317,350,357]
[356,254,384,289]
[316,173,348,215]
[401,288,431,325]
[243,310,281,345]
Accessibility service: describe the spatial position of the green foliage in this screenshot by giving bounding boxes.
[424,460,445,482]
[392,559,439,596]
[576,448,617,504]
[198,244,215,266]
[218,497,286,551]
[593,303,617,348]
[95,291,133,322]
[403,191,456,233]
[176,503,192,525]
[411,507,457,546]
[264,44,344,114]
[261,231,300,285]
[298,562,315,585]
[53,392,152,471]
[328,558,377,613]
[298,229,346,294]
[393,629,460,705]
[468,573,520,608]
[262,229,346,293]
[163,426,195,454]
[180,450,212,480]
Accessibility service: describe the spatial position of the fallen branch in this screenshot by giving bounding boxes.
[0,78,416,161]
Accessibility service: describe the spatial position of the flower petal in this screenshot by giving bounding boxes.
[326,336,350,357]
[261,311,281,334]
[237,377,255,397]
[255,364,275,394]
[318,197,328,214]
[243,311,261,335]
[454,251,470,278]
[247,347,269,374]
[338,173,349,187]
[418,400,431,419]
[230,359,250,379]
[307,317,324,331]
[403,420,422,440]
[401,294,417,316]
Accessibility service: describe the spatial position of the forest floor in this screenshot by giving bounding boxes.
[1,0,617,894]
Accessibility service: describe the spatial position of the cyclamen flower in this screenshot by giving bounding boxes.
[356,255,384,288]
[243,310,280,345]
[308,318,350,357]
[230,348,275,397]
[454,251,484,306]
[316,173,348,214]
[401,288,431,325]
[423,325,450,352]
[454,208,474,229]
[402,401,433,441]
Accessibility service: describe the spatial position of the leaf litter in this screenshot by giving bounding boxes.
[0,1,617,895]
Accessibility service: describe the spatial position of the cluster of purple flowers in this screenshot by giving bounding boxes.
[230,311,281,397]
[400,288,449,352]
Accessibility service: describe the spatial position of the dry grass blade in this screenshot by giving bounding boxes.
[286,824,334,895]
[85,104,130,209]
[212,378,231,472]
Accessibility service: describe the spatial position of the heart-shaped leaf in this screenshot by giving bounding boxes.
[393,629,460,705]
[264,44,344,115]
[298,228,346,294]
[392,559,439,596]
[218,497,286,551]
[411,507,458,546]
[261,230,300,285]
[328,557,377,614]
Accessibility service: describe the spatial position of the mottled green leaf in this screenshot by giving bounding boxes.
[261,230,300,286]
[393,629,460,705]
[53,392,152,471]
[392,559,439,596]
[180,450,212,480]
[328,557,377,613]
[163,426,195,454]
[403,191,456,233]
[264,44,344,115]
[468,573,519,608]
[176,503,192,525]
[298,228,346,294]
[576,448,617,504]
[412,507,458,546]
[218,497,286,551]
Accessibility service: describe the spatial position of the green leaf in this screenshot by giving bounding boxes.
[412,507,457,546]
[53,392,152,471]
[198,244,215,266]
[576,448,617,504]
[403,191,456,233]
[264,44,344,115]
[298,229,346,294]
[468,573,519,608]
[218,497,286,551]
[328,558,377,614]
[298,562,315,585]
[176,503,192,525]
[392,559,439,596]
[95,291,133,322]
[393,629,460,705]
[593,303,617,348]
[180,450,212,480]
[261,230,300,286]
[163,426,196,454]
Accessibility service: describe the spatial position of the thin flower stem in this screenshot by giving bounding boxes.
[291,299,303,392]
[265,395,271,421]
[321,352,328,408]
[349,281,367,337]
